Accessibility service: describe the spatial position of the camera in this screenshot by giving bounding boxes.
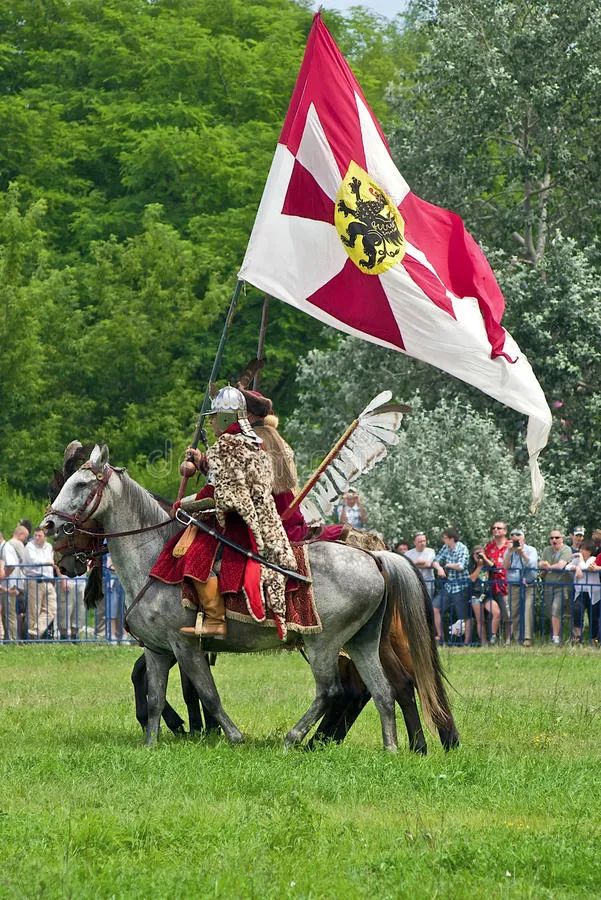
[512,539,520,548]
[477,554,485,562]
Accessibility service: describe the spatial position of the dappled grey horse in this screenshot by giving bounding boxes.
[43,444,450,752]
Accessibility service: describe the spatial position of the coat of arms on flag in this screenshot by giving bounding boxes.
[239,13,552,509]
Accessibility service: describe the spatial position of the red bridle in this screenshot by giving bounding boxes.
[48,461,115,527]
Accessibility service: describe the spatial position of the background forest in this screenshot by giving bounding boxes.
[1,0,600,544]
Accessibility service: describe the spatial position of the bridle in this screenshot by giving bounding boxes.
[48,462,172,574]
[48,460,116,528]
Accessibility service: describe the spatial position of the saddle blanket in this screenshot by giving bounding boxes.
[183,543,321,635]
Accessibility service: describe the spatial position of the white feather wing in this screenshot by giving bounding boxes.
[300,394,406,522]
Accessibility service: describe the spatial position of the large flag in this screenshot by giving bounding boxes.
[239,13,552,509]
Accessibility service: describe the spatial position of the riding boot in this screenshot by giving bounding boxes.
[180,576,226,640]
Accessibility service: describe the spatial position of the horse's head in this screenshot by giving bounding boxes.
[42,444,114,576]
[42,443,114,535]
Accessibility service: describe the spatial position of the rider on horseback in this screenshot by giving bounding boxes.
[150,386,298,640]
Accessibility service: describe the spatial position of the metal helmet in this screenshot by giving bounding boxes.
[204,386,261,443]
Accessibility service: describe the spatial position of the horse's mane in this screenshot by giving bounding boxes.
[117,471,174,530]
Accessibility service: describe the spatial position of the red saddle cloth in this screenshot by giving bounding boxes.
[182,543,321,634]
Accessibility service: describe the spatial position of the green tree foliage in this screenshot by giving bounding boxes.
[0,0,410,496]
[288,341,564,548]
[391,0,601,261]
[498,236,601,529]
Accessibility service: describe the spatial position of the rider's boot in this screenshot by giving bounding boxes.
[180,576,227,640]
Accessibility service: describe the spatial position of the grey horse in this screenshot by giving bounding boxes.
[43,444,449,752]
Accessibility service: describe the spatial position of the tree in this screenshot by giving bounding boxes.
[391,0,601,262]
[0,1,415,500]
[496,234,601,529]
[289,366,565,549]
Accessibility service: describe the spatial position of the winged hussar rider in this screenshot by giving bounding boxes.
[150,386,343,641]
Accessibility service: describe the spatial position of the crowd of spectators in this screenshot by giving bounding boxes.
[395,523,601,646]
[0,519,126,642]
[4,498,601,647]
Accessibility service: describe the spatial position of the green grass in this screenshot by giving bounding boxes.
[1,645,600,899]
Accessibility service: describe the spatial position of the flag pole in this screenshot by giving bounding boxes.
[175,279,243,501]
[252,295,270,389]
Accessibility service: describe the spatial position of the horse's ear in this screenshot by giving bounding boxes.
[89,444,110,472]
[63,440,83,467]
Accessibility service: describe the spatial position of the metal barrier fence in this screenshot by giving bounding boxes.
[1,565,600,646]
[429,566,601,646]
[0,565,129,643]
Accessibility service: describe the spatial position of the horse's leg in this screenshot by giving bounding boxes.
[310,691,371,747]
[144,647,172,747]
[178,665,204,735]
[380,629,427,755]
[132,652,186,735]
[309,655,371,747]
[131,653,149,732]
[284,653,344,749]
[172,638,244,744]
[344,610,398,752]
[160,657,186,735]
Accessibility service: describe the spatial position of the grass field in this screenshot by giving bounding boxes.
[1,644,600,899]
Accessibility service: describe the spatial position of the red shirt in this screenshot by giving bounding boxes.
[484,539,510,595]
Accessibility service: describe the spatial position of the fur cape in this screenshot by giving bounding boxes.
[206,433,297,632]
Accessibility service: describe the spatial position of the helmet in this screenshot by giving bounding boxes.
[204,386,261,443]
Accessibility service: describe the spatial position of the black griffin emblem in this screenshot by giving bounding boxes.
[337,175,404,271]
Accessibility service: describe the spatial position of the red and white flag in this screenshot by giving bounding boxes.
[239,13,552,508]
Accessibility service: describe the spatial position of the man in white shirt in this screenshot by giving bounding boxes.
[566,539,600,643]
[23,528,58,639]
[405,532,436,598]
[0,526,27,640]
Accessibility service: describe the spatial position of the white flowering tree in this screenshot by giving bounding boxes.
[287,346,565,551]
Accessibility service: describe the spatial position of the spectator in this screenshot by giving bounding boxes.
[592,529,601,553]
[394,540,409,554]
[405,532,435,598]
[18,519,33,543]
[569,526,586,552]
[337,491,367,530]
[433,528,472,645]
[56,574,87,640]
[0,526,28,640]
[502,528,538,646]
[105,553,127,642]
[567,540,600,643]
[23,527,59,639]
[483,521,510,612]
[0,531,5,641]
[539,529,572,645]
[469,545,501,645]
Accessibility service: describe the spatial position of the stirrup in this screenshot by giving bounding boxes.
[180,611,203,637]
[200,618,227,640]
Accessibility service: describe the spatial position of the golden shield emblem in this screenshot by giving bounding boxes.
[335,161,406,275]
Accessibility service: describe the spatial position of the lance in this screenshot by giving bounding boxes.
[175,509,310,583]
[176,279,243,502]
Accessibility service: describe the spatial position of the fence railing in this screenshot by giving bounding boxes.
[431,566,601,645]
[0,566,129,643]
[2,566,600,645]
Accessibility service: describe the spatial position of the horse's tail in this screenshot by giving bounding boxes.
[372,550,456,737]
